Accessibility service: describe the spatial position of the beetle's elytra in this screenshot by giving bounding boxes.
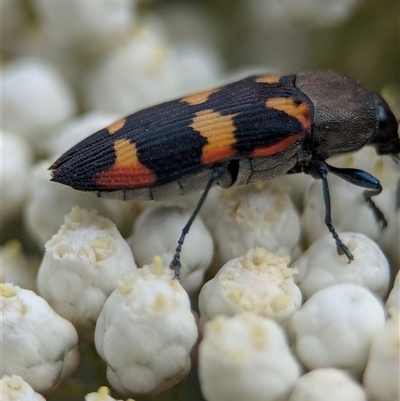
[50,71,399,277]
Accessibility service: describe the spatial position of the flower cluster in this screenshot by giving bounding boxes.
[1,1,398,401]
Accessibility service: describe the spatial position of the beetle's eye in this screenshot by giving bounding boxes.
[377,101,391,132]
[368,95,399,155]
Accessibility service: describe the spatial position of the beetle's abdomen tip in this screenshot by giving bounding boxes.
[49,164,73,187]
[49,156,95,190]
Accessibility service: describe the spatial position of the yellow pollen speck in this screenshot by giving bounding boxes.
[70,206,83,223]
[154,294,167,312]
[252,247,267,265]
[251,322,267,348]
[254,182,264,191]
[97,386,110,397]
[251,322,266,337]
[182,88,221,105]
[152,255,164,275]
[107,118,126,135]
[229,348,245,362]
[8,377,22,390]
[118,278,134,296]
[208,316,225,334]
[271,295,289,312]
[229,289,243,304]
[0,283,16,297]
[94,238,109,250]
[222,189,234,199]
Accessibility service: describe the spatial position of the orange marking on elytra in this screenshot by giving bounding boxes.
[255,76,281,84]
[190,109,237,164]
[107,118,127,135]
[182,88,221,106]
[252,133,302,158]
[95,139,156,188]
[265,97,311,129]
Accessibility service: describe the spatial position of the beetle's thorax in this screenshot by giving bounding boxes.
[296,71,377,160]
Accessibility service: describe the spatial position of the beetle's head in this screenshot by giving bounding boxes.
[296,71,400,161]
[367,94,399,159]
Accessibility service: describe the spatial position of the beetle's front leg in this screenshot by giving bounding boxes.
[306,160,354,261]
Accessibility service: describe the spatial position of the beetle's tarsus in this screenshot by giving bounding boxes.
[326,221,354,261]
[336,240,354,262]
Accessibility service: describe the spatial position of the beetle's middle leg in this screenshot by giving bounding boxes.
[170,165,231,279]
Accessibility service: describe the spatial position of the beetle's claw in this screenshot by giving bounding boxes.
[336,241,354,263]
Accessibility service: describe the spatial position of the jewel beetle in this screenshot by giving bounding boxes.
[50,70,400,277]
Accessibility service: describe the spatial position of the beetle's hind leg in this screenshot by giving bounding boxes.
[363,189,387,228]
[307,160,354,261]
[325,164,387,228]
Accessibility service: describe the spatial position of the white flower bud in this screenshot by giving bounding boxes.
[301,149,397,249]
[199,248,301,327]
[84,27,182,113]
[41,111,120,158]
[1,283,79,393]
[290,283,386,378]
[0,375,46,401]
[30,0,136,51]
[199,313,301,401]
[1,240,38,291]
[288,368,366,401]
[247,0,364,27]
[386,271,399,312]
[37,206,136,329]
[1,130,33,221]
[379,208,400,278]
[24,161,133,246]
[363,312,400,401]
[95,257,198,396]
[84,24,221,114]
[2,58,76,143]
[270,174,314,212]
[210,182,300,267]
[293,232,390,300]
[128,204,214,293]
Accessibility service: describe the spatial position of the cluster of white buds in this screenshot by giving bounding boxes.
[1,1,398,400]
[37,206,137,330]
